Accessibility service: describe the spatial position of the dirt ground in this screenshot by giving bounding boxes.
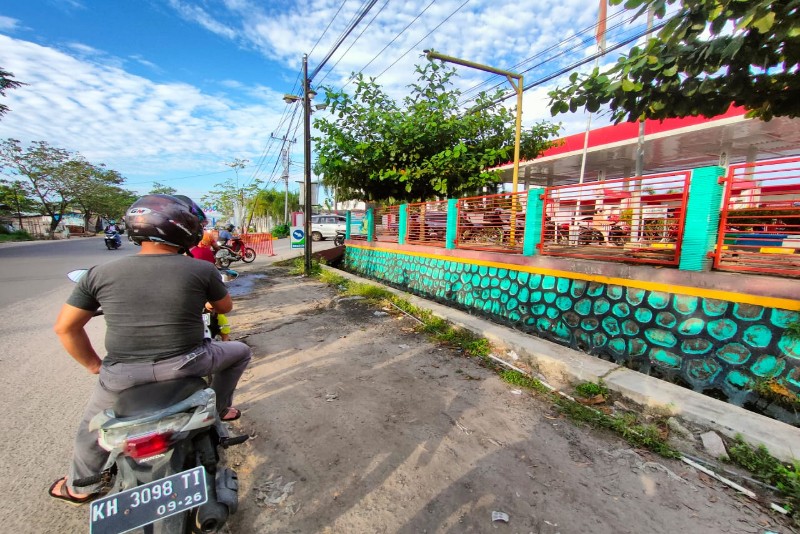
[220,266,792,534]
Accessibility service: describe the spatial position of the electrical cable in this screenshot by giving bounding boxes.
[307,0,349,59]
[457,10,636,104]
[460,19,668,113]
[309,0,381,81]
[370,0,470,83]
[316,0,392,87]
[342,0,439,84]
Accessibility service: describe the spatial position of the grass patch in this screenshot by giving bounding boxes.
[575,380,608,398]
[751,378,800,409]
[499,369,679,458]
[287,257,324,276]
[0,230,32,242]
[727,435,800,517]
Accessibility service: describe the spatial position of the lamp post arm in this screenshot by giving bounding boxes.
[424,50,521,82]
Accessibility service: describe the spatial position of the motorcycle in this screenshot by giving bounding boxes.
[104,232,122,250]
[66,269,248,534]
[215,236,255,269]
[334,230,346,246]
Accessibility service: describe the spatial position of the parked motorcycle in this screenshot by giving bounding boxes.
[215,236,255,268]
[608,215,630,246]
[334,230,346,246]
[104,232,122,250]
[66,269,248,534]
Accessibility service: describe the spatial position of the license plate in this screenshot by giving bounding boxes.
[89,466,208,534]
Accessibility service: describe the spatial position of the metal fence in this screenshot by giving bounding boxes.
[406,200,448,246]
[374,205,400,243]
[455,192,527,253]
[539,171,691,266]
[714,156,800,276]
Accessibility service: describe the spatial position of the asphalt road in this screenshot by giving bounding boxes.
[0,235,137,308]
[0,233,333,533]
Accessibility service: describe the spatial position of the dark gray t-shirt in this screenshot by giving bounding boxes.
[67,254,228,364]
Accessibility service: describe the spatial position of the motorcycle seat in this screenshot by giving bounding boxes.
[114,377,207,417]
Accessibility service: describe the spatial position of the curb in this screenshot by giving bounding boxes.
[326,265,800,462]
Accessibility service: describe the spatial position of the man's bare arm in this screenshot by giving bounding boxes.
[53,303,102,374]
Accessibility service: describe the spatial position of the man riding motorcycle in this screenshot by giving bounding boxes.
[50,194,252,504]
[103,220,122,248]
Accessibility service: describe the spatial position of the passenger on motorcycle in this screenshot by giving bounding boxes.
[50,194,252,505]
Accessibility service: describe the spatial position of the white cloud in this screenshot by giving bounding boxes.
[0,15,19,32]
[0,34,288,196]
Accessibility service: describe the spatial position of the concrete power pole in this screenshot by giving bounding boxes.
[281,146,290,224]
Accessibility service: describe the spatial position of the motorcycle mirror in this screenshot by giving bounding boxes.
[67,269,88,283]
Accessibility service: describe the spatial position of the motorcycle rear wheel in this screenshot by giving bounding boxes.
[242,248,256,263]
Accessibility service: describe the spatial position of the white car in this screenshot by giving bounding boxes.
[310,214,347,241]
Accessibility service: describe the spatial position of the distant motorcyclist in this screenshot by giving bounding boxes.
[49,194,251,505]
[103,220,122,247]
[217,224,234,246]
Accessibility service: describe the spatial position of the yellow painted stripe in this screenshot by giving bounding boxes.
[348,243,800,311]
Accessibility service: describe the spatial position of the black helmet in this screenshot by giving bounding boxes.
[126,194,205,252]
[226,224,235,232]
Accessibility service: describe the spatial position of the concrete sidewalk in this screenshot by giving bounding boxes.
[326,266,800,463]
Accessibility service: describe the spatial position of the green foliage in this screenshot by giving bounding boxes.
[272,223,290,238]
[549,0,800,122]
[314,62,560,202]
[499,369,551,394]
[727,435,799,516]
[288,257,324,276]
[0,229,31,241]
[0,139,131,234]
[0,67,25,119]
[500,369,679,457]
[575,380,609,398]
[149,182,177,195]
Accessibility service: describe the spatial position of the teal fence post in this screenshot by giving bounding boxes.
[366,208,374,242]
[446,199,458,250]
[345,211,352,239]
[679,166,725,271]
[523,188,545,256]
[398,204,408,245]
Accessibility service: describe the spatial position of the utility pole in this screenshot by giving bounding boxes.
[271,134,296,225]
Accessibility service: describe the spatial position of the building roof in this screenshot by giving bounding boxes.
[494,106,800,187]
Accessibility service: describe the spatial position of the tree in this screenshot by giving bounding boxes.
[0,68,25,120]
[201,173,262,230]
[549,0,800,123]
[0,139,73,233]
[0,180,37,228]
[248,188,300,229]
[0,139,133,234]
[149,182,177,195]
[314,62,560,202]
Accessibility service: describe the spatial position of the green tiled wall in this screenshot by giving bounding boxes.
[345,247,800,425]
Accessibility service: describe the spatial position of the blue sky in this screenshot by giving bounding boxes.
[0,0,646,202]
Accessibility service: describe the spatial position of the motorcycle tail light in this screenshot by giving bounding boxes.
[124,432,174,459]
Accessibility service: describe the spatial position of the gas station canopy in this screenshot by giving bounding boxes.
[494,106,800,188]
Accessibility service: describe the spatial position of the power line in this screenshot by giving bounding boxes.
[372,0,471,82]
[309,0,381,81]
[316,0,392,87]
[457,10,634,103]
[307,0,350,59]
[342,0,440,85]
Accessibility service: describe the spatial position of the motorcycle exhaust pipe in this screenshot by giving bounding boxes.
[195,468,239,532]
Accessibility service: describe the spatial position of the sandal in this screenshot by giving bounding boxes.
[49,477,97,506]
[220,407,241,421]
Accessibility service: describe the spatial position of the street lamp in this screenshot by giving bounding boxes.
[283,54,314,274]
[424,50,524,244]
